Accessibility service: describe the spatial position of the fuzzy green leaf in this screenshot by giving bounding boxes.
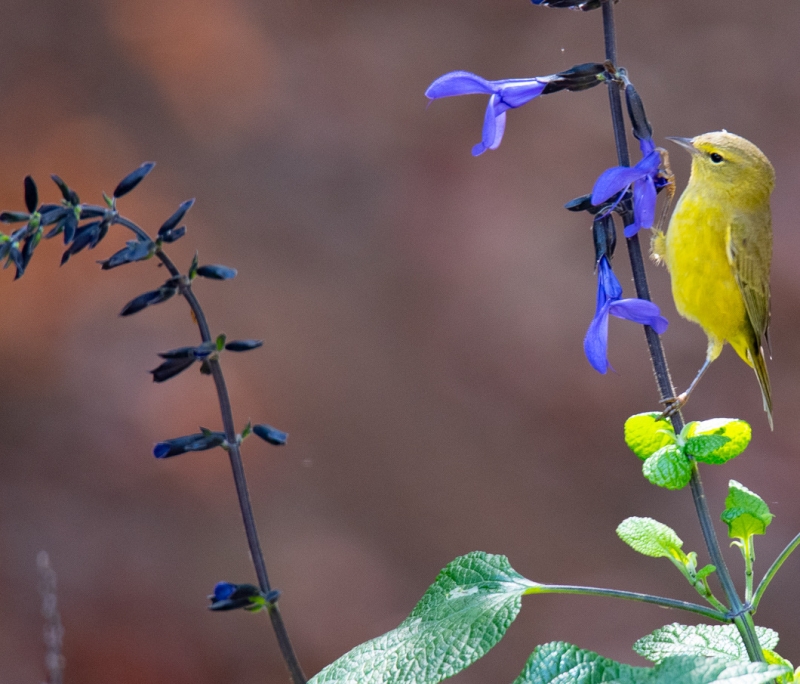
[625,412,676,460]
[309,552,536,684]
[633,623,779,665]
[617,517,684,561]
[683,419,751,464]
[684,435,730,460]
[721,480,774,539]
[643,444,692,490]
[513,641,788,684]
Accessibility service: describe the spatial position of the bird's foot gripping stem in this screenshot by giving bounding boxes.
[660,392,688,420]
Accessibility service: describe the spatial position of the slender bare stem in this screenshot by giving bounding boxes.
[115,214,307,683]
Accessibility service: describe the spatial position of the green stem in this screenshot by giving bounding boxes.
[752,532,800,611]
[525,583,726,621]
[744,537,754,605]
[599,0,764,663]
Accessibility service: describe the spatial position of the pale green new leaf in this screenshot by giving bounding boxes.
[643,444,692,490]
[617,517,684,561]
[633,623,779,664]
[625,412,676,460]
[309,552,536,684]
[684,419,751,464]
[513,641,788,684]
[721,480,774,539]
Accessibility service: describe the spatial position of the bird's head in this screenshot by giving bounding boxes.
[667,130,775,199]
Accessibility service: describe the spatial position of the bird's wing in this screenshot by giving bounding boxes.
[726,210,772,345]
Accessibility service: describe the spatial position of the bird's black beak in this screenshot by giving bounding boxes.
[666,136,699,156]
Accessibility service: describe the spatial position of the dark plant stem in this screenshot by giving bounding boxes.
[115,216,307,683]
[599,0,764,663]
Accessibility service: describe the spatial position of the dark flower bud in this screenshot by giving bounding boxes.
[253,424,288,446]
[565,193,599,214]
[531,0,606,11]
[0,211,30,223]
[208,582,264,611]
[120,283,178,316]
[542,63,607,95]
[225,340,263,352]
[196,264,237,280]
[153,430,226,458]
[625,83,653,142]
[99,238,154,269]
[79,207,107,219]
[150,355,197,382]
[48,210,78,244]
[39,206,69,228]
[158,341,216,360]
[113,162,156,198]
[60,221,101,265]
[24,176,38,214]
[159,225,186,244]
[199,360,212,375]
[158,199,195,237]
[51,175,79,204]
[593,214,617,264]
[9,246,24,279]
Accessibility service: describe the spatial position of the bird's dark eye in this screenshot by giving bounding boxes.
[710,152,724,163]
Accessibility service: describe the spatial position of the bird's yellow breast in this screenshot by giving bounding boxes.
[665,188,749,347]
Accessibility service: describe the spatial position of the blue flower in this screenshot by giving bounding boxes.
[591,138,663,238]
[584,256,668,373]
[426,71,548,156]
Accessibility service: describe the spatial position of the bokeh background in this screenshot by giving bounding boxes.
[1,0,798,682]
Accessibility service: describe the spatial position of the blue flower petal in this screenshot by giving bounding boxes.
[597,255,623,300]
[627,176,657,236]
[591,165,648,205]
[584,302,611,374]
[473,94,507,156]
[497,79,548,108]
[639,137,656,156]
[608,298,669,333]
[425,71,495,99]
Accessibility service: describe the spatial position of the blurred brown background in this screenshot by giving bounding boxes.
[1,0,798,682]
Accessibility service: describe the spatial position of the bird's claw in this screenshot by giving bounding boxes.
[660,392,687,419]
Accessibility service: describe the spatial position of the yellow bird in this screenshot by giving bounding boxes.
[652,131,774,428]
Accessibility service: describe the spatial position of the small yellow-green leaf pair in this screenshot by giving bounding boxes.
[624,413,752,489]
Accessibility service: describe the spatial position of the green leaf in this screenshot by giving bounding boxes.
[513,641,788,684]
[309,552,536,684]
[617,517,685,561]
[695,565,716,581]
[625,412,676,460]
[643,444,692,490]
[763,650,794,684]
[684,435,730,460]
[633,623,779,664]
[215,333,227,351]
[721,480,774,539]
[683,419,751,464]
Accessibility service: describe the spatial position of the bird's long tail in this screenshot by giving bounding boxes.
[748,345,773,430]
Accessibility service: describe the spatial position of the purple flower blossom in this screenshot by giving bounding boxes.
[591,138,662,238]
[425,71,548,156]
[584,256,668,373]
